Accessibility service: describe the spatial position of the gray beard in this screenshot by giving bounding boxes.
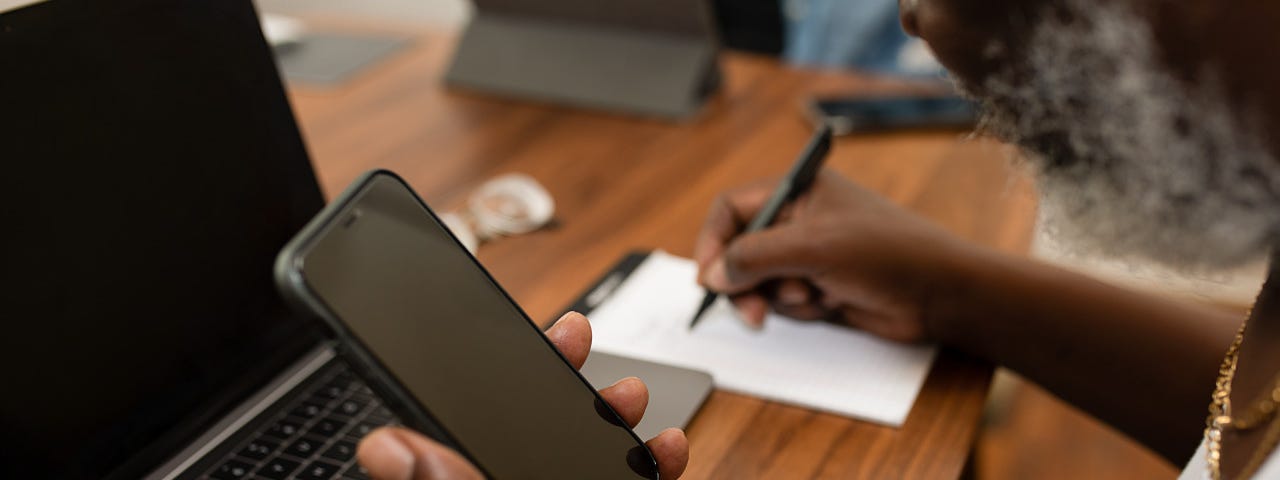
[959,0,1280,271]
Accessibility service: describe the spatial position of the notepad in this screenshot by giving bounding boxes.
[586,251,937,427]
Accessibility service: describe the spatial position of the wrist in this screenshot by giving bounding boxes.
[915,237,1008,345]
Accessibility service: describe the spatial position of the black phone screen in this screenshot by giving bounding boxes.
[811,95,977,135]
[285,173,657,479]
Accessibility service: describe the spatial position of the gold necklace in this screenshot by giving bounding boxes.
[1205,322,1244,480]
[1205,315,1280,479]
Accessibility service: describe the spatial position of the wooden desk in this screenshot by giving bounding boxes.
[286,27,1038,480]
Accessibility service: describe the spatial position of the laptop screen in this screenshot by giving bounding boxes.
[0,1,325,478]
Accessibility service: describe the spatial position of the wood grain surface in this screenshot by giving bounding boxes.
[285,24,1039,479]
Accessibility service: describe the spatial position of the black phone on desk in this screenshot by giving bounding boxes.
[806,95,978,135]
[274,170,659,479]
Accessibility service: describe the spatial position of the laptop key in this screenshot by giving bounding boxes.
[351,419,389,438]
[335,399,363,417]
[346,390,374,404]
[311,417,344,437]
[258,457,301,479]
[296,459,344,480]
[285,435,327,458]
[363,410,393,425]
[317,382,348,400]
[210,458,253,479]
[265,417,304,439]
[238,436,279,460]
[321,439,357,462]
[291,401,326,420]
[341,462,371,480]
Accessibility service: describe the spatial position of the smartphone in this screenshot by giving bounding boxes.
[274,170,659,479]
[805,95,978,135]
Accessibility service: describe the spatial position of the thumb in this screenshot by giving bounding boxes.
[358,427,484,480]
[701,227,816,293]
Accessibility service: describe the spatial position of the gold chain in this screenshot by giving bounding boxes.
[1206,322,1245,480]
[1205,313,1280,479]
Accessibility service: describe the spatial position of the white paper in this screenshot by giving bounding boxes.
[587,251,937,426]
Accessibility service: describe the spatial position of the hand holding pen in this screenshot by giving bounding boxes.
[689,126,832,330]
[691,124,957,342]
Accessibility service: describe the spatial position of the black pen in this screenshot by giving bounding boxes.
[690,125,833,330]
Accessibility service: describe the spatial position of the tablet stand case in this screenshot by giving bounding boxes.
[445,0,722,119]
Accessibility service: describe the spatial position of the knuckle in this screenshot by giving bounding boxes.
[796,223,835,261]
[722,239,752,272]
[723,238,767,282]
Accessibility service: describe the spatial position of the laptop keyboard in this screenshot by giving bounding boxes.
[200,363,401,480]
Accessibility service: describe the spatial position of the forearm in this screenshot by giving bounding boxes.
[927,242,1240,464]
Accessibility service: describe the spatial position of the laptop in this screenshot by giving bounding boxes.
[1,1,708,479]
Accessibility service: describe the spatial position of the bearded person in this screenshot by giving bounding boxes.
[357,0,1280,478]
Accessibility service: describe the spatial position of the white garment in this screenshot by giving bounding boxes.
[1181,439,1280,479]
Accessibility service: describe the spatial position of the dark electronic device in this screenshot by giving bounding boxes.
[806,95,978,135]
[2,1,335,478]
[446,0,721,118]
[274,170,659,479]
[3,1,647,479]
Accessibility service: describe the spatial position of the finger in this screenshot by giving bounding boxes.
[358,427,483,480]
[730,293,769,328]
[647,428,690,480]
[693,179,777,269]
[772,301,826,321]
[546,311,592,370]
[702,227,817,293]
[772,279,825,320]
[775,279,813,308]
[597,377,648,428]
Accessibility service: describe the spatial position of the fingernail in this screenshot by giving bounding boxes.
[728,305,762,330]
[364,432,415,480]
[609,376,642,389]
[745,309,766,330]
[549,312,581,338]
[704,260,729,290]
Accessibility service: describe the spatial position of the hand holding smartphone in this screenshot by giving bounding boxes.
[275,171,660,479]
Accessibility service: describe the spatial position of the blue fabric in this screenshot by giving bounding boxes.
[782,0,943,77]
